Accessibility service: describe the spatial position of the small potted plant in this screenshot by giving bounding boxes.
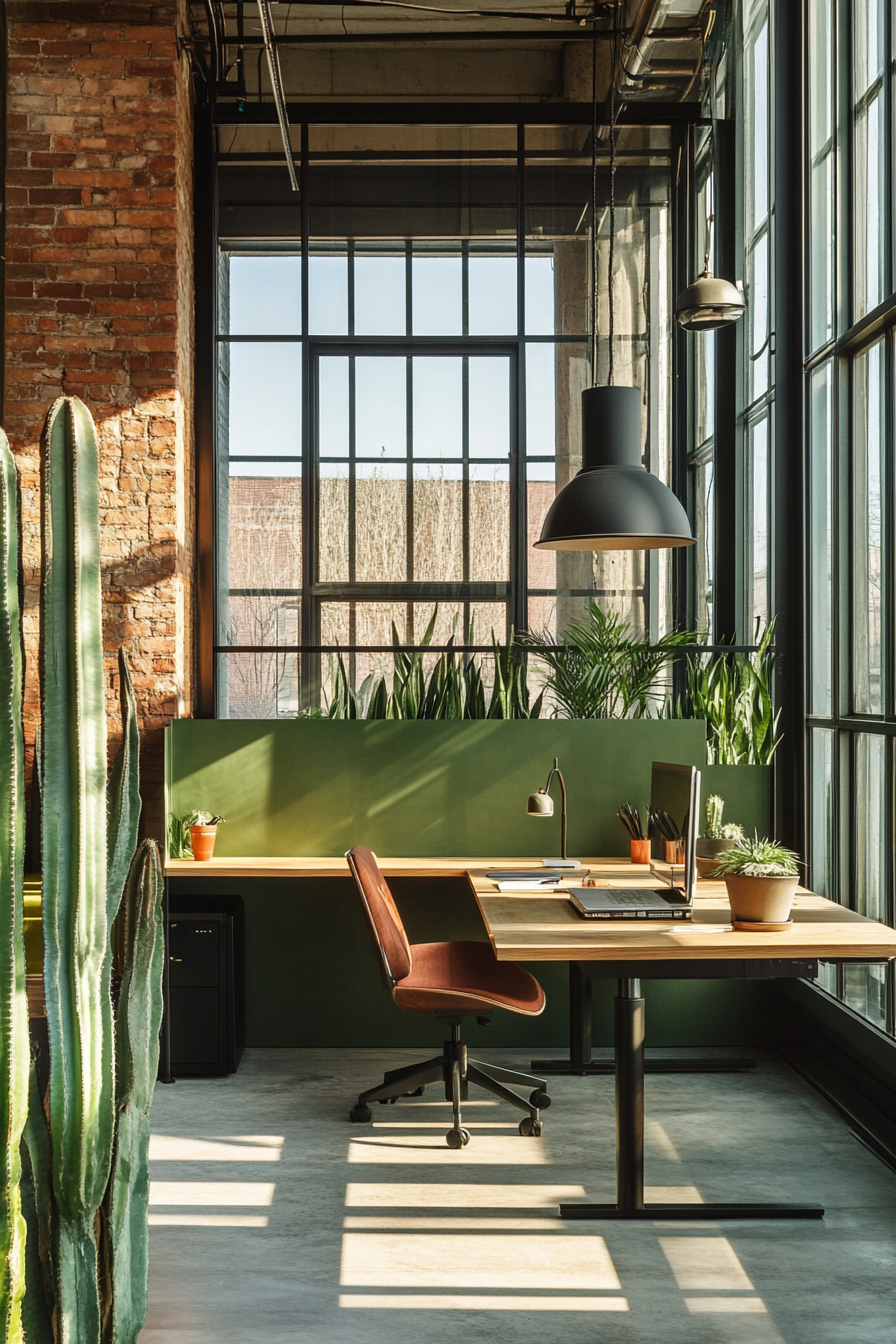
[186,811,226,862]
[695,795,744,877]
[711,835,801,929]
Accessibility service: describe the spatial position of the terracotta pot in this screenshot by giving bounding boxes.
[190,825,218,862]
[724,873,798,927]
[630,838,650,864]
[695,837,736,878]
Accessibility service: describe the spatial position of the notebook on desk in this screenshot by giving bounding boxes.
[569,762,700,921]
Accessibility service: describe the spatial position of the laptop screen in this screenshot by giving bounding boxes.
[648,762,700,903]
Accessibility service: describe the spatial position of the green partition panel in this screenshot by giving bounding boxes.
[166,719,714,858]
[165,720,775,1048]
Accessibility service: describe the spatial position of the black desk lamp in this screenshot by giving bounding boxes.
[527,757,576,866]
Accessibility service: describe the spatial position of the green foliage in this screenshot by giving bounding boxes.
[322,609,541,720]
[100,841,165,1344]
[710,834,800,877]
[683,621,781,764]
[0,427,29,1344]
[40,395,112,1339]
[523,602,698,719]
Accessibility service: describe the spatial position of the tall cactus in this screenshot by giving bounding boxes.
[0,428,29,1343]
[101,840,165,1344]
[40,396,113,1341]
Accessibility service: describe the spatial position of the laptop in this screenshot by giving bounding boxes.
[569,762,700,921]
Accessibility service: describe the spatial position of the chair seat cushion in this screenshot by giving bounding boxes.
[393,941,545,1018]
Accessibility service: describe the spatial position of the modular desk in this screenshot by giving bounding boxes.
[468,868,896,1220]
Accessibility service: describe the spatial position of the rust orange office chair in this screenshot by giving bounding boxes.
[346,846,550,1148]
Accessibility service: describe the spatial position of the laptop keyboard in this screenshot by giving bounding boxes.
[601,889,670,904]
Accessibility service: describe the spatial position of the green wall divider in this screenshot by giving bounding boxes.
[166,720,775,1049]
[166,718,769,858]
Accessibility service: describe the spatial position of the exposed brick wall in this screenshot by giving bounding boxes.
[5,0,194,839]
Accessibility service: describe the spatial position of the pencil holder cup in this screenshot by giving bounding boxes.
[630,839,650,864]
[664,839,684,864]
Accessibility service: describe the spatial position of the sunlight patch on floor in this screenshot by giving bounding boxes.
[148,1214,269,1228]
[149,1182,276,1207]
[660,1237,754,1290]
[685,1297,767,1313]
[339,1295,629,1311]
[344,1216,567,1230]
[345,1182,586,1207]
[340,1232,621,1289]
[348,1136,549,1164]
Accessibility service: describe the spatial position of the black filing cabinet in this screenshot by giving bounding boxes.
[167,895,245,1076]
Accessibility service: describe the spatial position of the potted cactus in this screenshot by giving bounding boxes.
[695,794,745,877]
[711,835,801,929]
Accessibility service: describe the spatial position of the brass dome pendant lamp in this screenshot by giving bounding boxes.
[675,58,745,333]
[535,14,694,554]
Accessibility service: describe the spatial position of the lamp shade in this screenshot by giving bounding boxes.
[527,790,554,817]
[675,268,745,332]
[534,387,694,552]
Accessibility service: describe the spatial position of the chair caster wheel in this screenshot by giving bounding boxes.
[529,1089,551,1110]
[377,1096,398,1104]
[446,1128,470,1149]
[350,1104,371,1123]
[408,1086,425,1097]
[519,1117,543,1137]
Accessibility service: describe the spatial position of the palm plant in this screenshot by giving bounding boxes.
[684,620,781,764]
[523,602,698,719]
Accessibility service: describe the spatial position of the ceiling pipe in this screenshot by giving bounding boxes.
[256,0,301,190]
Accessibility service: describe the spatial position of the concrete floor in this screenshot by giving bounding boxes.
[141,1047,896,1343]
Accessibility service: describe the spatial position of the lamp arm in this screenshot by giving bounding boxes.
[543,757,568,861]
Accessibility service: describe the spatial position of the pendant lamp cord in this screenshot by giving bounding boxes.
[591,20,598,386]
[608,8,618,387]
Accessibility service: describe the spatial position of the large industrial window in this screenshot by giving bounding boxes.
[804,0,896,1034]
[212,121,674,716]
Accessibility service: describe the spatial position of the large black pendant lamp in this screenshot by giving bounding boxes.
[535,20,693,554]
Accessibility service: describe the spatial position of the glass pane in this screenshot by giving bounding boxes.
[355,463,407,583]
[810,727,836,900]
[808,362,834,714]
[852,341,884,714]
[354,255,406,336]
[843,963,887,1029]
[355,357,407,459]
[319,357,349,458]
[854,91,885,318]
[226,255,302,335]
[469,358,510,460]
[319,465,349,583]
[854,0,885,99]
[525,255,555,335]
[747,231,770,402]
[749,416,769,633]
[527,464,556,595]
[692,456,714,638]
[808,0,833,156]
[413,357,462,458]
[412,256,462,335]
[694,332,715,449]
[413,464,463,583]
[855,732,887,923]
[525,343,557,457]
[224,343,301,459]
[226,475,302,596]
[217,650,300,719]
[469,602,507,644]
[309,255,348,334]
[746,13,769,236]
[468,256,517,335]
[808,151,834,352]
[469,464,510,582]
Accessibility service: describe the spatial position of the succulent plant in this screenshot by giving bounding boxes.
[711,835,800,878]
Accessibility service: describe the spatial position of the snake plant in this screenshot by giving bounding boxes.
[0,428,29,1343]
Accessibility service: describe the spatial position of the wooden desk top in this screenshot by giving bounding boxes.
[466,867,896,962]
[162,855,610,880]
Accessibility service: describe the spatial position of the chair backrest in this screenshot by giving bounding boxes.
[346,846,412,985]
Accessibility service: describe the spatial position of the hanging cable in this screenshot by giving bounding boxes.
[591,20,598,386]
[607,3,620,387]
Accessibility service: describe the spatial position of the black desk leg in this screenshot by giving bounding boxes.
[532,963,758,1076]
[560,977,823,1221]
[158,875,175,1085]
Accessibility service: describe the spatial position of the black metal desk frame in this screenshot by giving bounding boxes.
[559,957,826,1221]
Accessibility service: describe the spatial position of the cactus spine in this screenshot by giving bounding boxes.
[0,428,29,1343]
[101,840,165,1344]
[40,397,113,1340]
